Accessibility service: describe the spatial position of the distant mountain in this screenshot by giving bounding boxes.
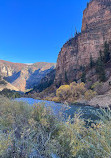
[0,60,56,91]
[0,76,18,91]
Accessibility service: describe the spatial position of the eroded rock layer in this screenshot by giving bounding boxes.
[55,0,111,86]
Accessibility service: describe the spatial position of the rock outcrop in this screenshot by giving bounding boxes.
[55,0,111,87]
[0,60,56,91]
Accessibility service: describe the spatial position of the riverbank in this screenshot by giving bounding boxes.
[64,94,111,108]
[24,85,111,108]
[88,93,111,108]
[44,95,111,109]
[24,94,111,109]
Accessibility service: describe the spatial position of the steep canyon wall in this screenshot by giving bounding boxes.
[55,0,111,86]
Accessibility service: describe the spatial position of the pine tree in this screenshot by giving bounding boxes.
[90,55,95,68]
[87,2,89,7]
[74,28,78,37]
[65,71,68,84]
[103,41,110,63]
[99,50,103,61]
[81,71,86,83]
[96,57,106,82]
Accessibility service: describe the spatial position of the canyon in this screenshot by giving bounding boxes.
[1,0,111,95]
[55,0,111,87]
[0,60,55,91]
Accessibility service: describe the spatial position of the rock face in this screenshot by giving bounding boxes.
[55,0,111,87]
[0,60,56,91]
[33,69,56,92]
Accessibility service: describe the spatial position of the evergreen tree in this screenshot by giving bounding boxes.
[81,71,86,83]
[87,2,89,7]
[90,55,95,68]
[103,41,110,63]
[74,28,78,37]
[96,57,106,82]
[99,50,103,61]
[65,71,68,84]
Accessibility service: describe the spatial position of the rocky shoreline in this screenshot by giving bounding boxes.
[58,93,111,108]
[75,93,111,108]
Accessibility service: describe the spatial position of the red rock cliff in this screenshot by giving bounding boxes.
[55,0,111,87]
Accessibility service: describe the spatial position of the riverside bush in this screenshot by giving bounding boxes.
[56,85,70,100]
[54,82,96,103]
[84,90,97,100]
[0,96,111,158]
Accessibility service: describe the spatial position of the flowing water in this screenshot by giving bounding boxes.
[16,98,100,121]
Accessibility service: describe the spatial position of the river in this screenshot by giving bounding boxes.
[16,98,100,121]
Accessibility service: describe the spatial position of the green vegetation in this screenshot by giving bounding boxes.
[87,2,89,7]
[96,56,106,82]
[65,71,69,84]
[95,41,111,82]
[90,55,95,69]
[82,41,111,83]
[80,66,86,83]
[81,71,86,83]
[0,96,111,157]
[103,41,110,63]
[0,88,22,99]
[91,81,102,90]
[0,80,7,85]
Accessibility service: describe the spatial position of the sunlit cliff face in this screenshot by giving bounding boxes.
[55,0,111,86]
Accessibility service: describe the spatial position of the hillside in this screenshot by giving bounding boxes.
[0,60,56,91]
[0,76,18,91]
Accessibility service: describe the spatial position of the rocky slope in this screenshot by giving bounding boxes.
[55,0,111,87]
[32,69,56,92]
[0,77,18,91]
[0,60,56,91]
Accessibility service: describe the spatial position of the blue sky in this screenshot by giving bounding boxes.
[0,0,89,63]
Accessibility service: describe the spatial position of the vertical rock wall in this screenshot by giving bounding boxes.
[55,0,111,87]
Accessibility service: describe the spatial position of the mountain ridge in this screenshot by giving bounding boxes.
[0,60,56,92]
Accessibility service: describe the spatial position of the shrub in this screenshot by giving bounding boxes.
[70,82,86,99]
[0,89,22,99]
[0,133,12,156]
[1,96,111,158]
[91,81,102,90]
[85,108,111,158]
[57,113,88,157]
[84,90,97,100]
[51,97,60,102]
[56,85,70,100]
[0,97,62,157]
[56,82,88,102]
